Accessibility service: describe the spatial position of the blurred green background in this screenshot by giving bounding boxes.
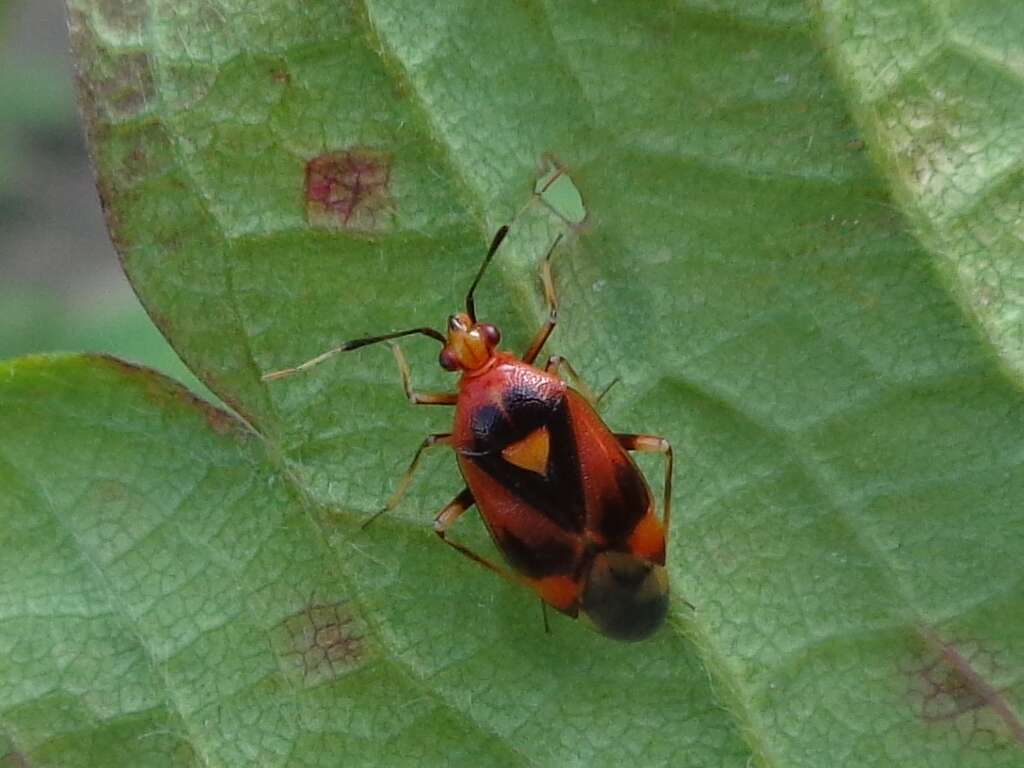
[0,0,201,391]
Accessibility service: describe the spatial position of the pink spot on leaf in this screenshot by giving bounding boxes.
[909,628,1024,747]
[272,600,368,686]
[305,149,393,232]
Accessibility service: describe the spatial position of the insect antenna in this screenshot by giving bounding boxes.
[465,225,510,322]
[262,327,445,381]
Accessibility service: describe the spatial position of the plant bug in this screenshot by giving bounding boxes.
[264,226,675,641]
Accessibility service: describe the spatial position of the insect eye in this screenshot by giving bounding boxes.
[480,324,501,346]
[439,348,459,371]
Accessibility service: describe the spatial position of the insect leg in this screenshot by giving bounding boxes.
[435,488,523,585]
[390,343,457,405]
[540,600,552,635]
[543,355,597,402]
[362,433,453,528]
[615,434,674,538]
[545,355,620,408]
[521,234,565,364]
[595,377,620,406]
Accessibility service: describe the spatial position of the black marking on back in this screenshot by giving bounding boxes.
[491,526,577,579]
[466,383,586,535]
[594,461,651,545]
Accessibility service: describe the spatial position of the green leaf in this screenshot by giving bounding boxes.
[815,0,1024,382]
[0,354,746,766]
[5,0,1022,765]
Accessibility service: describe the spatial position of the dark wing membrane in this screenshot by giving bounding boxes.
[464,382,586,535]
[593,460,651,544]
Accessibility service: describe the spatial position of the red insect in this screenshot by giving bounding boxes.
[265,226,675,641]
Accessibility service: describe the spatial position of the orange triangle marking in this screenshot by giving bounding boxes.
[502,427,550,475]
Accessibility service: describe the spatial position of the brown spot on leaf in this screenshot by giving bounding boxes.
[131,307,260,430]
[305,149,393,232]
[95,479,129,503]
[272,601,369,686]
[92,354,245,438]
[93,0,148,39]
[103,120,175,190]
[909,628,1024,746]
[218,391,258,432]
[179,390,237,436]
[67,7,158,259]
[68,9,155,122]
[1,745,30,767]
